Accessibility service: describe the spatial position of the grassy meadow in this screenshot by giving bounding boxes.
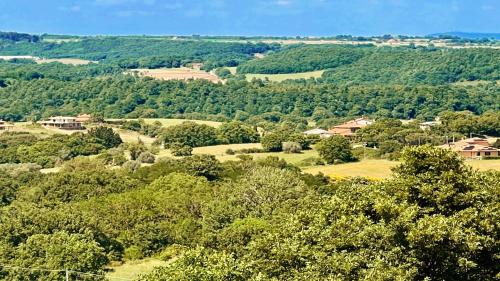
[106,258,169,281]
[245,70,324,82]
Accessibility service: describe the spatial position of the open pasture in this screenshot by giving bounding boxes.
[305,159,500,179]
[129,68,221,83]
[245,70,325,82]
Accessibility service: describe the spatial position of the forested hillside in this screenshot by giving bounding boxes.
[0,77,498,122]
[0,37,278,69]
[238,45,500,85]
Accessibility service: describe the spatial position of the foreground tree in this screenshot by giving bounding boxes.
[316,135,354,164]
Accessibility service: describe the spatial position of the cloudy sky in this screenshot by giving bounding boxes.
[0,0,498,36]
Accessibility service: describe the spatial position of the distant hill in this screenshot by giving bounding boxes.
[0,31,40,42]
[430,32,500,40]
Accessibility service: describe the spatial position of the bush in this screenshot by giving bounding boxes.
[226,149,236,155]
[316,135,354,164]
[161,122,218,148]
[123,160,141,172]
[138,151,156,164]
[171,143,193,157]
[282,142,302,153]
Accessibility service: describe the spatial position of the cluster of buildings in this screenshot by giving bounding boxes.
[304,117,374,139]
[38,114,91,130]
[304,117,499,159]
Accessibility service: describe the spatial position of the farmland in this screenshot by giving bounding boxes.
[127,68,221,82]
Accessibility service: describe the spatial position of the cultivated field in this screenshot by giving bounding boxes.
[245,70,325,82]
[128,68,221,83]
[0,55,95,65]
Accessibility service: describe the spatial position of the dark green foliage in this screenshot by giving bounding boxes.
[0,132,108,168]
[0,77,498,122]
[170,143,193,157]
[0,38,276,68]
[87,126,122,148]
[214,67,232,79]
[316,135,354,164]
[238,45,500,85]
[161,122,218,148]
[0,31,40,42]
[439,110,500,136]
[217,121,260,144]
[122,120,163,137]
[238,44,367,74]
[261,128,309,152]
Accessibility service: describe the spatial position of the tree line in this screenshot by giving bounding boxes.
[0,76,497,122]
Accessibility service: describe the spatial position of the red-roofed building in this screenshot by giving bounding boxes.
[328,117,374,137]
[440,138,499,159]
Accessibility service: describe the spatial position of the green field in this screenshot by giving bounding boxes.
[245,70,325,82]
[106,258,168,281]
[305,159,500,179]
[157,143,320,164]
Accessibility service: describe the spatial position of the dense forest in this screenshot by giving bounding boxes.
[0,75,497,122]
[0,37,279,70]
[238,45,500,85]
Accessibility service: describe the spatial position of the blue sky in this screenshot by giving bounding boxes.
[0,0,498,36]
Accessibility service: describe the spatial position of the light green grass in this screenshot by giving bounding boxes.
[106,258,168,281]
[245,70,325,82]
[141,118,222,128]
[305,159,500,179]
[158,143,319,164]
[226,67,237,75]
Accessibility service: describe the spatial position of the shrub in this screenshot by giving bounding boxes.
[171,143,193,157]
[138,151,156,163]
[123,160,141,172]
[282,142,302,153]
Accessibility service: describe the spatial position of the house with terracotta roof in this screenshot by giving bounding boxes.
[39,116,83,130]
[440,138,499,159]
[328,117,374,137]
